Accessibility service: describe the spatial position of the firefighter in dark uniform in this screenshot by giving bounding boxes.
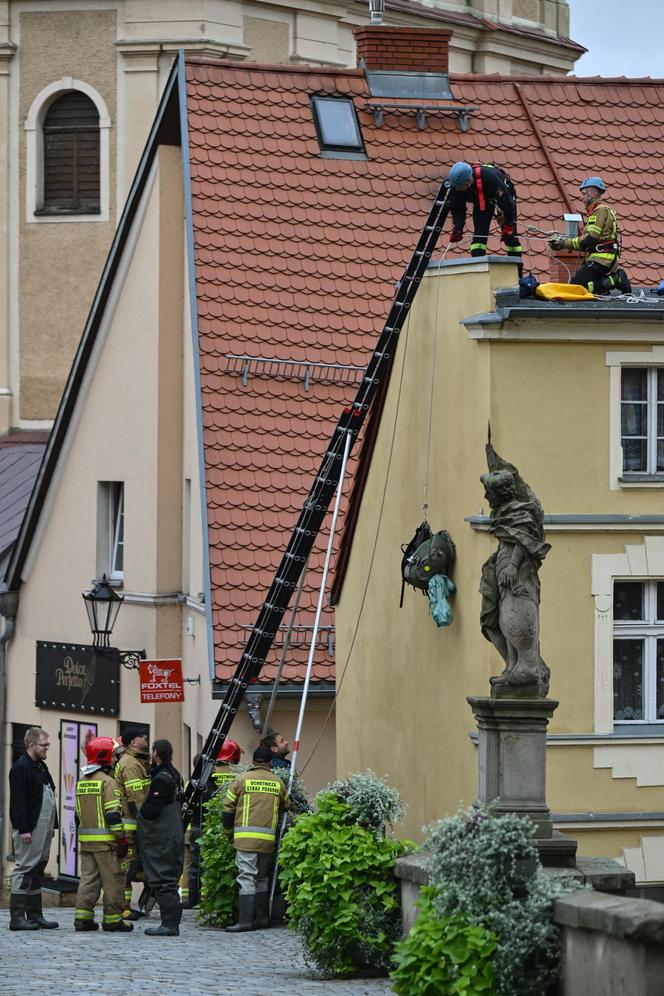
[115,726,151,919]
[548,176,631,294]
[444,161,523,272]
[137,739,185,937]
[73,737,132,932]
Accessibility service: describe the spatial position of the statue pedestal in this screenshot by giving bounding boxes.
[467,695,577,867]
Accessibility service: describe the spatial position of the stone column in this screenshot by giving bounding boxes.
[468,695,577,866]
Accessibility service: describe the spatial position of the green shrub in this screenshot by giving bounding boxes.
[426,806,579,996]
[392,888,497,996]
[279,784,413,977]
[326,769,404,835]
[197,791,237,927]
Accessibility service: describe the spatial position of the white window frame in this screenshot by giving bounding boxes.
[613,579,664,725]
[607,346,664,489]
[25,77,110,224]
[97,482,124,584]
[592,536,664,732]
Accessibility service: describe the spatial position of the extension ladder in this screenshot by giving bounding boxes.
[180,178,451,827]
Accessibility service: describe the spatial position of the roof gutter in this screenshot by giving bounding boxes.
[177,51,215,682]
[0,589,18,897]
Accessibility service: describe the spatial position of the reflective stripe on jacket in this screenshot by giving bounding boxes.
[75,770,124,850]
[115,747,150,833]
[570,199,619,266]
[222,764,289,854]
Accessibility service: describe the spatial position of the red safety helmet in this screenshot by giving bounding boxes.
[216,739,243,764]
[85,736,115,767]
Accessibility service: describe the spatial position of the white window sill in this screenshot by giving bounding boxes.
[619,475,664,488]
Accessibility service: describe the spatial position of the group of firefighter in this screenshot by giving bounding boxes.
[71,727,290,936]
[443,160,631,295]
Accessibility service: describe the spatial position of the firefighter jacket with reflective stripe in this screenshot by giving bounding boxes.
[222,764,289,854]
[569,199,619,267]
[75,770,124,851]
[115,747,150,834]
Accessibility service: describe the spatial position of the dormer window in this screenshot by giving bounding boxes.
[311,96,366,160]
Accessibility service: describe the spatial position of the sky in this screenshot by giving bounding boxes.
[568,0,663,77]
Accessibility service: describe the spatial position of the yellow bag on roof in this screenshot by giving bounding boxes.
[535,282,597,302]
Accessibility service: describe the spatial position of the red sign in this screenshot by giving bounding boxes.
[139,659,184,703]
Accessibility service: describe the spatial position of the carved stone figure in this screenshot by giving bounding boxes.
[479,439,551,698]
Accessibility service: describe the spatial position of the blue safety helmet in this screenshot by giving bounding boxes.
[448,162,473,189]
[579,176,606,193]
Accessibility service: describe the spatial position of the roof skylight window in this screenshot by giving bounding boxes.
[311,96,366,160]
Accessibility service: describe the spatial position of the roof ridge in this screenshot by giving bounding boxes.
[451,72,664,85]
[185,57,365,78]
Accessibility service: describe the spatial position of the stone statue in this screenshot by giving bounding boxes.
[479,437,551,698]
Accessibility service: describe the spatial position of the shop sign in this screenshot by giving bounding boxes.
[139,659,184,703]
[36,642,120,715]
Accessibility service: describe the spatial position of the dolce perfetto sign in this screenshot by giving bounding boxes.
[139,659,184,703]
[36,642,120,715]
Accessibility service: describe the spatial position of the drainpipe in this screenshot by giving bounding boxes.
[0,589,19,898]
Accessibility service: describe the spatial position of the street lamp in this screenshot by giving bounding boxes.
[82,575,123,648]
[82,575,144,669]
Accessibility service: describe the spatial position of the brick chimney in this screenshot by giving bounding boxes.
[549,249,584,284]
[353,26,452,74]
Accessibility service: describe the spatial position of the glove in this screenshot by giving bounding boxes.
[116,836,129,859]
[500,223,515,238]
[449,227,464,244]
[548,235,570,251]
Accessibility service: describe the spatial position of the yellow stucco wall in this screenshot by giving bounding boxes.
[18,9,117,419]
[336,259,664,865]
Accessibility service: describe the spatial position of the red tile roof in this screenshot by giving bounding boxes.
[185,60,664,684]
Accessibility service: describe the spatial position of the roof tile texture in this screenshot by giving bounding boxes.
[186,61,664,684]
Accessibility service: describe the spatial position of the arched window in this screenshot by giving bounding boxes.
[40,91,100,214]
[25,78,110,224]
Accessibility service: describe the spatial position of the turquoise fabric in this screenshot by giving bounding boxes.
[427,574,456,627]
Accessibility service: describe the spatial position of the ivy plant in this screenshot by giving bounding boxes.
[392,888,497,996]
[279,783,414,977]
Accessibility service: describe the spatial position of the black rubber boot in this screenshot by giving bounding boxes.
[9,894,39,931]
[254,892,270,929]
[614,268,631,293]
[145,893,180,936]
[74,920,99,932]
[25,892,59,929]
[225,893,255,932]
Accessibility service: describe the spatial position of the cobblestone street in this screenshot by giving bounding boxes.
[0,908,394,995]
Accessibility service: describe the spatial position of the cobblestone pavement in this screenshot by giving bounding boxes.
[0,908,394,995]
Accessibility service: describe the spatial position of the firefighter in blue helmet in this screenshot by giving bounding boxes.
[444,161,522,273]
[548,176,631,294]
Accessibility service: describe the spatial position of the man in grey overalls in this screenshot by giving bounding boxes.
[8,726,59,930]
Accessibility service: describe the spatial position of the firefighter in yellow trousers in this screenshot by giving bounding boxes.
[74,737,132,932]
[115,726,151,918]
[222,745,289,932]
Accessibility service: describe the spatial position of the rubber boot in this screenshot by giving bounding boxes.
[25,892,59,929]
[254,892,270,929]
[613,268,631,294]
[225,893,255,932]
[9,894,39,931]
[145,893,180,937]
[74,920,99,932]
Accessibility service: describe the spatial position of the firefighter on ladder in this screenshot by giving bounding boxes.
[73,737,132,932]
[548,176,631,294]
[445,161,523,273]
